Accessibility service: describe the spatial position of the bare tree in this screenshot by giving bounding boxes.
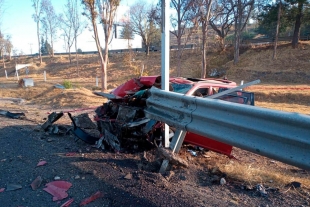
[209,0,235,51]
[82,0,119,91]
[59,13,74,63]
[71,0,84,76]
[41,0,58,57]
[129,2,159,56]
[32,0,43,63]
[170,0,196,76]
[97,0,120,90]
[273,0,282,59]
[0,34,6,68]
[230,0,254,64]
[196,0,213,78]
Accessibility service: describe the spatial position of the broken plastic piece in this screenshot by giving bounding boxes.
[65,152,77,157]
[37,160,47,167]
[68,113,99,144]
[79,191,103,206]
[41,112,64,131]
[43,181,72,201]
[0,110,25,119]
[103,130,120,152]
[0,188,5,192]
[60,198,74,207]
[31,176,43,190]
[187,150,197,156]
[6,184,22,191]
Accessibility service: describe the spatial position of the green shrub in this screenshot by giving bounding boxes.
[63,80,73,89]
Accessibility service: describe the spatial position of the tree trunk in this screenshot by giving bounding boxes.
[37,21,42,64]
[201,23,207,78]
[145,44,150,56]
[273,0,281,59]
[103,42,108,91]
[69,48,72,64]
[291,2,303,49]
[74,34,79,77]
[234,0,242,64]
[50,33,54,57]
[234,24,241,64]
[2,52,5,68]
[176,33,182,77]
[91,19,106,91]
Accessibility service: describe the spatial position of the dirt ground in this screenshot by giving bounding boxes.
[0,43,310,206]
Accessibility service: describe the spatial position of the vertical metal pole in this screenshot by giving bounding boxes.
[44,71,46,81]
[161,0,170,148]
[5,70,8,79]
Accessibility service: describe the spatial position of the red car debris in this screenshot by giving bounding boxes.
[94,76,255,157]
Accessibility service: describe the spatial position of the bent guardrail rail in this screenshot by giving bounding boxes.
[145,87,310,170]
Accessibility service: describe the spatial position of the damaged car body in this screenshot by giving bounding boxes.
[94,76,255,157]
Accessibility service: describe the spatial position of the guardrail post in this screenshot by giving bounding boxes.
[5,70,8,79]
[44,71,46,81]
[170,129,187,153]
[96,77,99,87]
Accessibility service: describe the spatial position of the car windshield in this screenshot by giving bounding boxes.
[171,83,193,94]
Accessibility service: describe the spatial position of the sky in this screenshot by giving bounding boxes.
[1,0,151,55]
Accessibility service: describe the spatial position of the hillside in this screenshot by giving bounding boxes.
[1,41,309,114]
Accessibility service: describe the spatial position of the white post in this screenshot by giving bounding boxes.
[161,0,170,148]
[44,71,46,81]
[5,70,8,79]
[240,80,244,91]
[16,71,19,80]
[96,77,99,87]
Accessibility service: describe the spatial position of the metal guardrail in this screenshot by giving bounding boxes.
[145,87,310,170]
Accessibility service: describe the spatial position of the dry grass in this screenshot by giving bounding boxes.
[219,160,310,189]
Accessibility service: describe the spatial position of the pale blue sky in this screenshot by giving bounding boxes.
[1,0,153,55]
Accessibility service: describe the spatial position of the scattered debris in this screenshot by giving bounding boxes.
[158,148,188,168]
[60,198,74,207]
[220,177,226,185]
[54,84,66,89]
[31,176,43,190]
[79,191,103,206]
[68,113,99,144]
[187,150,197,157]
[0,188,5,192]
[37,160,47,167]
[124,173,133,180]
[43,181,72,201]
[286,181,302,188]
[18,78,34,87]
[0,110,25,119]
[6,184,22,191]
[54,176,61,180]
[256,184,267,196]
[74,175,80,180]
[65,152,77,157]
[0,98,25,104]
[41,112,64,131]
[159,159,170,174]
[103,130,120,152]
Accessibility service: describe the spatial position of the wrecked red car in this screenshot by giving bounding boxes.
[94,76,255,157]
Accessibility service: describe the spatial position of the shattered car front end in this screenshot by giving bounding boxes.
[93,76,255,156]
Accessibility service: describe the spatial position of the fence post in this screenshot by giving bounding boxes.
[44,71,46,81]
[5,70,8,79]
[96,77,98,87]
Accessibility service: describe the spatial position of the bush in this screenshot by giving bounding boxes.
[63,80,73,89]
